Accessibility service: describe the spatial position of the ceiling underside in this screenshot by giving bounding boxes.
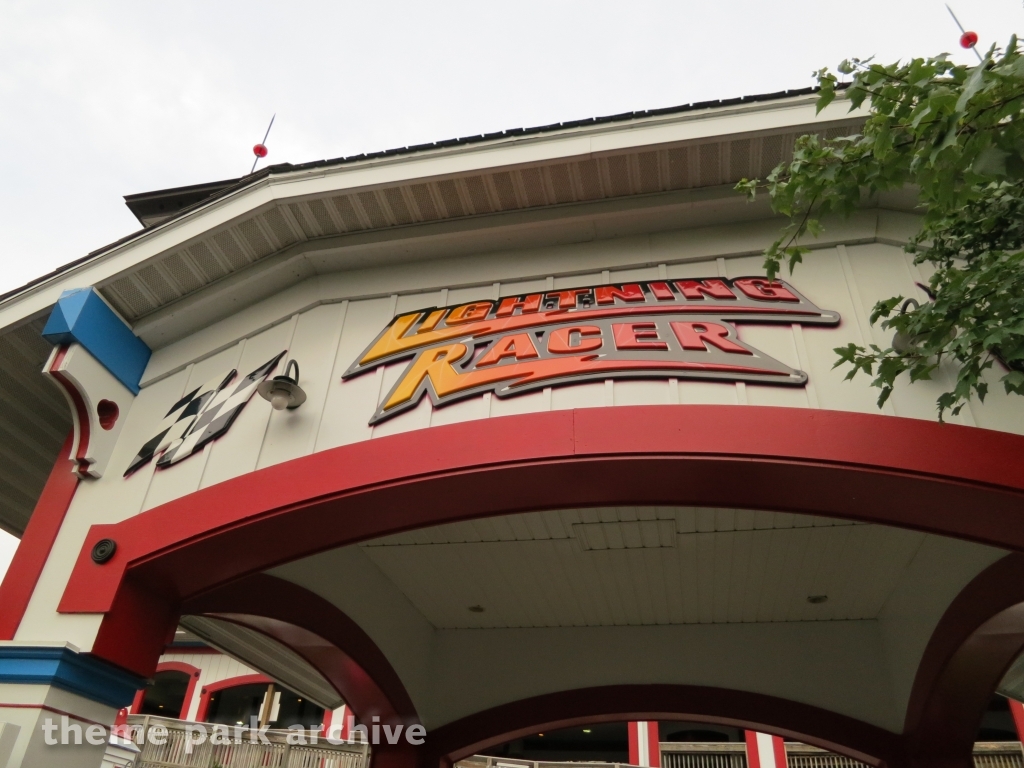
[359,507,926,630]
[179,615,343,711]
[196,506,1022,726]
[97,122,861,327]
[0,318,71,534]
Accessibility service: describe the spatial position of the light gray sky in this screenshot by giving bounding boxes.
[0,0,1019,571]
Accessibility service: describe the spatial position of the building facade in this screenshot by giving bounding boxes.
[0,90,1022,768]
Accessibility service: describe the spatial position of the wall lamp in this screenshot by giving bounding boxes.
[258,359,307,410]
[891,298,922,354]
[892,289,953,355]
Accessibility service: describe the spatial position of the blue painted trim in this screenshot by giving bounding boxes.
[0,646,144,709]
[42,288,151,394]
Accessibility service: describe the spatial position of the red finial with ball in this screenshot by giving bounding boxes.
[946,5,983,62]
[250,114,276,173]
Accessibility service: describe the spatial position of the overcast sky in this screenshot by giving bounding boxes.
[0,0,1020,570]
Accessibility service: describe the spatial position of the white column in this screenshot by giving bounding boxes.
[0,684,117,768]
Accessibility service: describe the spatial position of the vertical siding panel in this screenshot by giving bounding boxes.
[315,297,396,451]
[786,248,877,414]
[200,321,294,489]
[257,302,348,470]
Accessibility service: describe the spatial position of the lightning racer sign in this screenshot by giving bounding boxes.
[345,278,840,424]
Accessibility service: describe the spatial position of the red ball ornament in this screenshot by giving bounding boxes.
[960,31,978,49]
[253,143,268,158]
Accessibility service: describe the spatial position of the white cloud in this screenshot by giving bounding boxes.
[0,0,1018,295]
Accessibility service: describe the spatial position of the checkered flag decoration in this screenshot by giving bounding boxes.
[124,352,285,476]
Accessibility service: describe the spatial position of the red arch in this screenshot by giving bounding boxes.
[128,660,202,718]
[194,673,272,722]
[161,661,200,719]
[180,579,899,764]
[52,406,1024,766]
[420,684,901,768]
[176,560,1024,768]
[180,573,416,724]
[904,553,1024,762]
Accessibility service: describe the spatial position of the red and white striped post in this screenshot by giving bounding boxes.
[628,721,660,767]
[744,731,787,768]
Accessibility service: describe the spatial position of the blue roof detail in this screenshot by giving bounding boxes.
[0,645,144,709]
[42,288,151,394]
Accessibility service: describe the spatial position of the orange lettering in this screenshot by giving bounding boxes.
[476,334,540,367]
[674,280,736,301]
[648,282,675,301]
[670,322,751,354]
[612,322,668,351]
[496,294,542,317]
[417,309,446,334]
[383,344,468,412]
[446,302,493,325]
[595,284,645,305]
[733,278,799,302]
[548,326,603,354]
[546,289,591,310]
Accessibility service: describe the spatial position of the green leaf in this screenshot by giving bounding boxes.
[739,36,1024,421]
[816,76,837,114]
[973,147,1009,177]
[955,59,988,113]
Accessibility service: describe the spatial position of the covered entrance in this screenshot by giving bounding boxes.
[55,406,1024,768]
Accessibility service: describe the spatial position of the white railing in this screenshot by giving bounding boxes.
[972,742,1024,768]
[457,757,639,768]
[124,715,370,768]
[116,721,1024,768]
[661,742,1024,768]
[660,744,746,768]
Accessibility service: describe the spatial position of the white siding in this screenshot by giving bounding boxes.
[18,231,1024,646]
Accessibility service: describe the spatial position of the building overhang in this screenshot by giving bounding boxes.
[0,89,882,535]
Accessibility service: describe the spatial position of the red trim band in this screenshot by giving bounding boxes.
[62,406,1024,623]
[0,430,77,640]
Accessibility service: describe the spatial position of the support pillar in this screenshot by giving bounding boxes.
[1009,698,1024,744]
[744,731,787,768]
[628,721,660,768]
[0,643,143,768]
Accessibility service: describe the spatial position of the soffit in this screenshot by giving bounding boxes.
[357,507,927,630]
[96,121,861,328]
[0,318,71,535]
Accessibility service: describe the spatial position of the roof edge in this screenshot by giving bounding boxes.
[1,85,844,312]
